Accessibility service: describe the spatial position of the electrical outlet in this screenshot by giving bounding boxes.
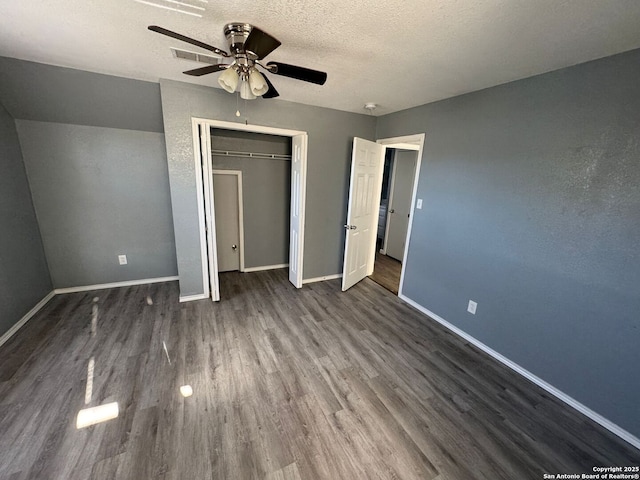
[467,300,477,315]
[118,255,127,265]
[416,199,423,209]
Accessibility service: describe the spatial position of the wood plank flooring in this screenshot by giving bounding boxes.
[0,269,637,479]
[370,252,401,294]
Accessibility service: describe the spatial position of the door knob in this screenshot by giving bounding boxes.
[232,244,237,250]
[344,224,357,230]
[389,209,395,213]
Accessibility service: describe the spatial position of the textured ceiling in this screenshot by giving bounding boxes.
[2,0,640,115]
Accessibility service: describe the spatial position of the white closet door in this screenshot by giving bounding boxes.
[289,134,307,288]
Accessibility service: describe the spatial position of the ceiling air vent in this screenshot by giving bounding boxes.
[171,47,220,65]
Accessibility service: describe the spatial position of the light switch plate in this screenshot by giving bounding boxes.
[118,255,128,265]
[416,199,423,209]
[467,300,477,314]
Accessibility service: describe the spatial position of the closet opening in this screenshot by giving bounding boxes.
[211,129,291,295]
[193,118,308,301]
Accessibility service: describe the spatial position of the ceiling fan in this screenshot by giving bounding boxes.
[148,23,328,100]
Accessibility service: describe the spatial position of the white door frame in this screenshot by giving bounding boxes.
[211,169,245,272]
[192,118,308,301]
[376,134,425,297]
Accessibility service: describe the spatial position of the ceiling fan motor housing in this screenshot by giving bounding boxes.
[224,23,253,55]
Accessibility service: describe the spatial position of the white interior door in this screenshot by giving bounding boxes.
[342,137,384,291]
[385,151,417,261]
[213,173,241,272]
[289,134,307,288]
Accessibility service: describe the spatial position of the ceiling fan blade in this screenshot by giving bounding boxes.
[262,75,279,99]
[244,27,281,60]
[148,25,229,57]
[183,64,228,76]
[266,62,327,85]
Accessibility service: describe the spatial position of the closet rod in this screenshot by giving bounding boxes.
[211,149,291,160]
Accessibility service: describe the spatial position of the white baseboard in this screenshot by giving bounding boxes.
[54,276,179,294]
[1,277,179,350]
[0,291,56,349]
[399,293,640,451]
[179,293,209,303]
[242,263,289,273]
[302,273,343,284]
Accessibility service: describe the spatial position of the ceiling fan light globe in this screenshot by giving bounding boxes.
[240,80,256,100]
[249,70,269,96]
[218,67,239,93]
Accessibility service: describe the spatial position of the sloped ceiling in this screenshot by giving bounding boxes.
[1,0,640,115]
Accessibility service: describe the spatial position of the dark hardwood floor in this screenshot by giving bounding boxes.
[370,252,402,294]
[0,269,637,479]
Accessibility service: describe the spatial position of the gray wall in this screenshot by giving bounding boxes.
[17,121,177,288]
[0,104,51,335]
[161,79,376,296]
[376,48,640,438]
[0,58,177,289]
[211,130,291,269]
[0,57,163,132]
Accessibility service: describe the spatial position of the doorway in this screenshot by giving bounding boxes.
[193,118,308,301]
[341,134,424,296]
[370,148,419,294]
[374,136,423,296]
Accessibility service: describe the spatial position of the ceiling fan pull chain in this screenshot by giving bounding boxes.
[236,92,241,117]
[243,97,249,123]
